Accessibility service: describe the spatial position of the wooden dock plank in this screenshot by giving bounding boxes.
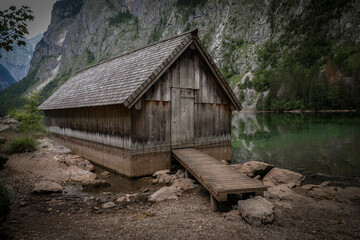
[172,148,267,202]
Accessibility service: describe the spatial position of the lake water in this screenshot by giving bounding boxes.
[231,112,360,185]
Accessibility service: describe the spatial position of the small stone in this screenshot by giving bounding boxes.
[100,171,111,177]
[47,208,53,212]
[172,178,196,191]
[143,187,149,192]
[176,169,185,178]
[32,181,63,193]
[20,201,27,207]
[152,179,158,184]
[116,196,126,203]
[102,202,115,209]
[152,169,170,177]
[223,210,240,221]
[238,161,274,178]
[148,186,181,202]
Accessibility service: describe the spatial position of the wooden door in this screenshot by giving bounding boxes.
[171,88,195,148]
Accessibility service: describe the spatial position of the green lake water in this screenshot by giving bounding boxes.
[231,112,360,185]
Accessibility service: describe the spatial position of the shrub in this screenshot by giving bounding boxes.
[7,136,37,154]
[8,91,44,134]
[0,182,10,222]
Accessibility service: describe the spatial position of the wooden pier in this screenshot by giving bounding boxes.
[172,148,268,211]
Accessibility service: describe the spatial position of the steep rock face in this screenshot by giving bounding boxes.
[0,0,359,114]
[0,34,43,82]
[0,64,16,91]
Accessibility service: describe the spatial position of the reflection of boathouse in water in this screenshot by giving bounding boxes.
[40,29,241,177]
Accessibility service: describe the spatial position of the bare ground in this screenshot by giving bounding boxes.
[1,165,360,240]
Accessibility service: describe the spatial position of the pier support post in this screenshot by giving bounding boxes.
[210,195,218,211]
[184,169,189,178]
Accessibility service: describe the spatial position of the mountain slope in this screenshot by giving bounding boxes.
[0,34,43,82]
[0,64,16,91]
[0,0,359,115]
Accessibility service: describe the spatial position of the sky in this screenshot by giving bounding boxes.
[0,0,58,39]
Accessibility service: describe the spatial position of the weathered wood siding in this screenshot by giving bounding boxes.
[43,46,233,176]
[134,47,232,160]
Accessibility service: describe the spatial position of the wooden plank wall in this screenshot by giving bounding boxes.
[43,46,234,176]
[138,47,232,160]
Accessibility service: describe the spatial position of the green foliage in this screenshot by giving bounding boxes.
[0,66,40,116]
[148,16,167,44]
[252,69,269,92]
[109,10,134,26]
[257,0,360,111]
[40,69,72,101]
[0,5,34,56]
[6,136,37,154]
[201,31,212,49]
[0,182,10,222]
[86,48,95,64]
[9,91,44,133]
[176,0,207,24]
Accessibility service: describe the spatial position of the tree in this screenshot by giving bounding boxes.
[0,5,34,57]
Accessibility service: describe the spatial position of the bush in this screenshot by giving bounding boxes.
[7,136,37,154]
[8,91,44,134]
[0,182,10,222]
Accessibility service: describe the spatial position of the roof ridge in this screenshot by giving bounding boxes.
[75,28,199,75]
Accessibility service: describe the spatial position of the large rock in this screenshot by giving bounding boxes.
[262,168,305,187]
[32,181,63,193]
[238,197,275,226]
[148,186,181,202]
[238,161,274,178]
[265,184,310,202]
[82,179,110,191]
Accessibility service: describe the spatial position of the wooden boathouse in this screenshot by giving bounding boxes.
[39,29,242,177]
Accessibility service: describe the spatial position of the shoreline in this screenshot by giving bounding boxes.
[235,109,357,113]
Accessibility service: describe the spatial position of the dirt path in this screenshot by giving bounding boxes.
[1,166,360,240]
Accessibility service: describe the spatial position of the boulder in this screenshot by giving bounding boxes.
[239,161,274,177]
[102,202,115,209]
[265,184,309,202]
[262,168,305,187]
[148,186,181,202]
[172,178,196,191]
[68,166,97,182]
[157,173,174,184]
[32,181,63,193]
[82,179,110,191]
[309,186,338,200]
[238,196,275,226]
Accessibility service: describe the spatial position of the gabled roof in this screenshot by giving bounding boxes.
[39,29,241,111]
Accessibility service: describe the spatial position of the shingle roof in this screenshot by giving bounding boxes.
[39,29,241,111]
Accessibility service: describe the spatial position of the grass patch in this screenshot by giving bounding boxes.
[6,136,37,154]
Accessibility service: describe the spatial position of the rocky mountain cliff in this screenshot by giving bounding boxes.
[0,0,359,115]
[0,34,43,82]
